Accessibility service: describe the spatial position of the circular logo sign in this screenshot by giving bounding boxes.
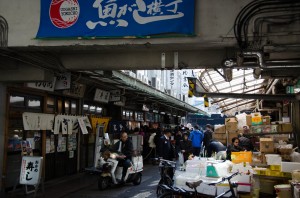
[49,0,80,29]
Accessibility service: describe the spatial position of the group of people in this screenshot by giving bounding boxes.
[150,124,254,162]
[107,124,254,183]
[149,124,226,162]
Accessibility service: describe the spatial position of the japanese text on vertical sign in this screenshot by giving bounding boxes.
[20,156,43,185]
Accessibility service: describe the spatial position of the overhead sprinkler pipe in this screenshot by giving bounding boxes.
[243,51,300,69]
[243,51,265,68]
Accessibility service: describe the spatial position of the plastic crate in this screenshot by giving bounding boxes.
[270,165,281,171]
[231,152,252,164]
[266,170,282,177]
[253,168,267,175]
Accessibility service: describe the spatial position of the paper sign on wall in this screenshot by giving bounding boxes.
[94,88,110,103]
[26,78,56,92]
[55,73,71,90]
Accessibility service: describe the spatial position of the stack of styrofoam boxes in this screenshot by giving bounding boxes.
[174,171,218,196]
[232,162,253,193]
[215,162,253,197]
[175,159,218,196]
[185,159,207,176]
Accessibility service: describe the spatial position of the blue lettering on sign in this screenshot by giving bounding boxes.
[36,0,194,38]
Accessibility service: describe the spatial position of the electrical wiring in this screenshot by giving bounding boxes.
[242,4,300,49]
[0,15,8,47]
[234,0,300,50]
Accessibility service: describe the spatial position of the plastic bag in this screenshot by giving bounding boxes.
[178,152,184,165]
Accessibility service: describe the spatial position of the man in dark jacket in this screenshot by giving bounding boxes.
[158,129,175,161]
[203,124,213,155]
[113,132,133,183]
[238,133,254,151]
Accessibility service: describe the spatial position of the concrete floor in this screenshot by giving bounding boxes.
[5,163,160,198]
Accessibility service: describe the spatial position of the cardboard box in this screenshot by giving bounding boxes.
[214,125,226,133]
[260,138,274,153]
[213,133,227,140]
[228,132,239,143]
[246,115,252,126]
[219,139,227,145]
[262,116,271,125]
[251,113,263,125]
[225,118,238,132]
[279,123,293,132]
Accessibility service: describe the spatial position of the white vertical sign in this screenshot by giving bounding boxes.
[181,70,195,94]
[20,156,43,185]
[167,70,177,89]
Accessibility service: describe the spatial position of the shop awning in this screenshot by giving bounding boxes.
[78,70,207,116]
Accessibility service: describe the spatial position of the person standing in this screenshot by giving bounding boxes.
[112,132,133,183]
[179,133,193,162]
[203,124,213,155]
[174,129,183,157]
[188,125,204,156]
[158,129,175,161]
[148,129,157,158]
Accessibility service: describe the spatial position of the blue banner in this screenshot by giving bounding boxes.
[36,0,195,38]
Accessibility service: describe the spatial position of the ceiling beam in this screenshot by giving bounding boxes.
[194,92,296,101]
[211,86,265,104]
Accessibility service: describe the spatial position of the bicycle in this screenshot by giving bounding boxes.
[156,158,177,196]
[157,172,240,198]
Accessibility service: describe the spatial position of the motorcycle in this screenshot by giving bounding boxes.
[98,151,143,190]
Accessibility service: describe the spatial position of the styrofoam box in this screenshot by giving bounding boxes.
[217,184,232,198]
[197,183,217,196]
[232,174,251,183]
[174,172,201,190]
[281,162,300,172]
[265,154,282,165]
[237,183,251,192]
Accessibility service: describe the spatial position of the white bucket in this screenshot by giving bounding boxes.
[274,184,292,198]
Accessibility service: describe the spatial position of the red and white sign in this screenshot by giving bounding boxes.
[49,0,80,29]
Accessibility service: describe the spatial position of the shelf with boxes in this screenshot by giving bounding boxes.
[244,131,293,137]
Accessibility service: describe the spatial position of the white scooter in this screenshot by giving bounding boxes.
[98,152,143,190]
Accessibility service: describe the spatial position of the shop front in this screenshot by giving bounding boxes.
[3,87,82,188]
